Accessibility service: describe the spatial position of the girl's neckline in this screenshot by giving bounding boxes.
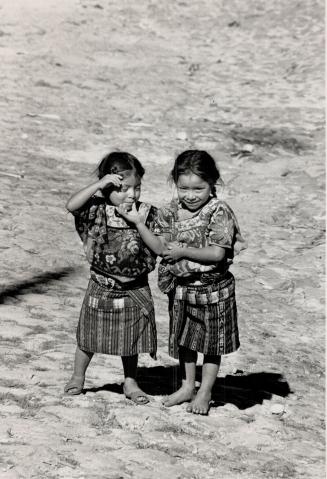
[174,196,216,221]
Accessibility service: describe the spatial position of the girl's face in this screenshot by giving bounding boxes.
[108,172,141,210]
[176,173,211,211]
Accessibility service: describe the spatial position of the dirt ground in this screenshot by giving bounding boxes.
[0,0,325,478]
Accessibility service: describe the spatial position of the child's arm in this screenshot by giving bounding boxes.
[66,174,122,212]
[163,201,245,265]
[163,244,226,264]
[116,204,165,255]
[136,222,166,255]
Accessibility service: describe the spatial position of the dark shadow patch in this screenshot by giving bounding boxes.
[0,267,77,303]
[137,365,181,395]
[84,382,124,396]
[85,365,180,396]
[211,372,292,410]
[230,126,310,153]
[85,368,292,410]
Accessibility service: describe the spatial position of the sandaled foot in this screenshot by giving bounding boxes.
[186,390,211,415]
[64,375,85,395]
[123,386,149,405]
[162,385,195,407]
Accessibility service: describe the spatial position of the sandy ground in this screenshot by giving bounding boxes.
[0,0,325,478]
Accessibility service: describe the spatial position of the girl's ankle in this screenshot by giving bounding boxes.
[181,381,195,391]
[197,386,212,397]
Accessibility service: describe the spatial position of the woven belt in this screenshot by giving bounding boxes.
[90,269,148,291]
[176,271,230,287]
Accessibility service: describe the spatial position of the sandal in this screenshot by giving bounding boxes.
[124,388,150,405]
[64,375,85,395]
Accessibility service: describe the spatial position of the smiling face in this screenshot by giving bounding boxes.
[176,173,211,211]
[107,171,141,210]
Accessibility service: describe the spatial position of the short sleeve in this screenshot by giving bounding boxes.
[72,196,104,243]
[207,202,238,249]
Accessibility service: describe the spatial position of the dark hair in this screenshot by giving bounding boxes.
[96,151,145,179]
[170,150,221,196]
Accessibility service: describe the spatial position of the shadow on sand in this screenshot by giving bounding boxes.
[85,366,292,410]
[0,267,77,303]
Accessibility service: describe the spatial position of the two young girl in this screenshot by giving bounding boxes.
[65,149,244,415]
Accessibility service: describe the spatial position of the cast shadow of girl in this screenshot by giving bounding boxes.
[84,366,292,410]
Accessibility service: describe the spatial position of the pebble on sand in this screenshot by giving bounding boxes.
[270,404,285,415]
[176,131,188,141]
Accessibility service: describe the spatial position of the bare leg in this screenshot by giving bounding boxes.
[64,346,93,395]
[122,355,149,404]
[187,355,221,415]
[163,347,197,407]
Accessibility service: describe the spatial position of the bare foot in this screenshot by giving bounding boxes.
[162,385,195,407]
[186,390,211,415]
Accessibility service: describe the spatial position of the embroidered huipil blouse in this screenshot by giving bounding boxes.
[153,198,245,280]
[73,196,157,278]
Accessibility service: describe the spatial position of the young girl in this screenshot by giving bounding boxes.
[64,152,158,405]
[118,150,245,415]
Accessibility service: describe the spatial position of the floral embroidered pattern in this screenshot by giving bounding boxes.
[153,198,245,281]
[74,197,157,278]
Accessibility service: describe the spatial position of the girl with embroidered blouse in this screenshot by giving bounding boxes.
[119,150,245,415]
[64,152,158,405]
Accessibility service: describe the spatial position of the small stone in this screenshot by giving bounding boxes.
[270,404,285,415]
[176,131,187,141]
[232,368,244,375]
[241,143,254,153]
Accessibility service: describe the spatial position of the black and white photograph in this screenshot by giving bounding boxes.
[0,0,325,477]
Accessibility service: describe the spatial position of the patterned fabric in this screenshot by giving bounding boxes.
[77,277,157,357]
[90,269,148,290]
[168,272,239,358]
[153,198,245,292]
[73,195,157,278]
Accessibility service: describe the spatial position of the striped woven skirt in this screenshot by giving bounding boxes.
[77,277,157,357]
[168,272,240,359]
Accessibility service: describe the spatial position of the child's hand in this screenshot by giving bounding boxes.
[99,174,122,190]
[116,203,145,225]
[162,243,184,262]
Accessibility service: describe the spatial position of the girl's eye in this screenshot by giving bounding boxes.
[121,186,129,192]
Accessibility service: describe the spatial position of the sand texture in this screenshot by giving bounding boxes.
[0,0,325,478]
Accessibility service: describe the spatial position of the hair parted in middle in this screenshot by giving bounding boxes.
[170,150,221,197]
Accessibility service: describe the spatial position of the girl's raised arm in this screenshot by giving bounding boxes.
[66,174,122,212]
